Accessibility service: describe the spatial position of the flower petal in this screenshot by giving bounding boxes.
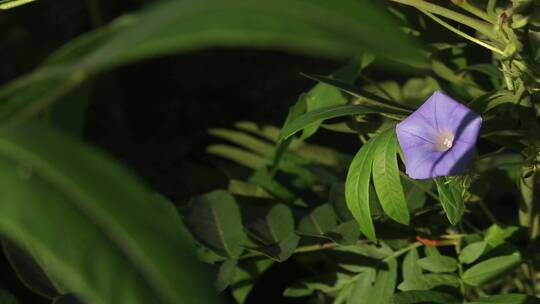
[396,90,482,179]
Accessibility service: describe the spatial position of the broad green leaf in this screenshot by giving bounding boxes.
[345,138,378,241]
[0,0,422,122]
[279,105,378,141]
[185,190,246,258]
[283,273,352,297]
[215,259,237,292]
[0,288,18,304]
[244,203,295,245]
[390,291,459,304]
[459,241,487,264]
[462,253,521,286]
[434,177,465,225]
[0,0,37,9]
[468,294,540,304]
[0,125,214,303]
[297,204,338,236]
[2,239,58,298]
[417,256,458,273]
[402,248,422,282]
[372,129,409,225]
[324,221,361,245]
[348,258,397,304]
[398,274,460,291]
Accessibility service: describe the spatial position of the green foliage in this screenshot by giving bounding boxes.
[0,125,214,303]
[3,0,540,303]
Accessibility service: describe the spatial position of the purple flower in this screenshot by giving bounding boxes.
[396,91,482,180]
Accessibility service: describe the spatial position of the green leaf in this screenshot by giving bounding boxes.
[348,258,397,304]
[372,129,410,225]
[345,138,378,241]
[390,291,460,304]
[417,256,458,273]
[462,253,521,287]
[330,183,353,222]
[434,177,465,225]
[228,180,273,199]
[207,144,267,169]
[459,241,487,264]
[0,288,18,304]
[284,273,352,297]
[279,104,378,141]
[0,125,214,303]
[209,128,274,157]
[0,0,423,123]
[402,248,422,282]
[247,234,300,262]
[2,239,58,299]
[297,204,338,236]
[230,259,273,304]
[185,190,246,258]
[244,203,295,245]
[324,221,361,245]
[484,224,518,247]
[0,0,37,9]
[468,294,540,304]
[303,74,413,114]
[302,54,375,139]
[398,274,460,291]
[215,259,237,292]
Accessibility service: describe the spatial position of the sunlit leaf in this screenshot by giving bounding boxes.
[345,138,378,241]
[462,253,521,287]
[417,255,458,273]
[372,128,409,225]
[434,177,465,225]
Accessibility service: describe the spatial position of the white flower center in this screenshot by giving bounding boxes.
[435,132,454,152]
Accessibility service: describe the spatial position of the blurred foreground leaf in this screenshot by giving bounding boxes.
[0,125,214,303]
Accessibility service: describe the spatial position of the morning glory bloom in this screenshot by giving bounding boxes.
[396,91,482,180]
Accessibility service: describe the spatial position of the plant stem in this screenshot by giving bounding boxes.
[389,0,496,40]
[477,200,499,224]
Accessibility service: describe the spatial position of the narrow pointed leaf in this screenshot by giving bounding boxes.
[372,129,410,225]
[417,256,458,273]
[345,138,378,241]
[462,253,521,287]
[279,105,377,141]
[434,178,465,225]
